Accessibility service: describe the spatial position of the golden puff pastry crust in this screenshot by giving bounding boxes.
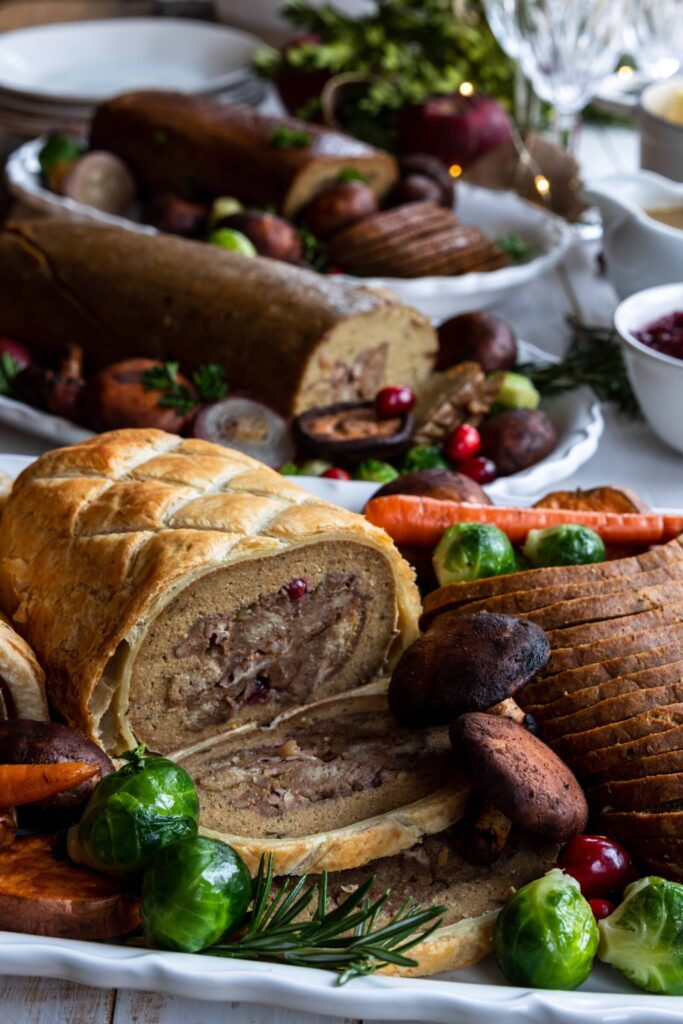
[0,610,48,721]
[0,429,420,754]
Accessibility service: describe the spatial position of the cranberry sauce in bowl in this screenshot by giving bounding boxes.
[634,310,683,360]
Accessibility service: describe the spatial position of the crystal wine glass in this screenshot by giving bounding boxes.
[627,0,683,81]
[512,0,628,150]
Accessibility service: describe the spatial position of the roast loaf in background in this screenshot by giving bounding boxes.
[0,221,437,416]
[0,429,420,756]
[89,91,398,217]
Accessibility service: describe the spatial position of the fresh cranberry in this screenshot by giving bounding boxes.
[285,578,307,600]
[589,898,615,921]
[558,835,633,898]
[321,466,352,480]
[458,455,497,484]
[375,386,416,419]
[445,423,481,462]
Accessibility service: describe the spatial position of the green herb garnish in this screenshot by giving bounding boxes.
[0,352,22,396]
[270,125,312,149]
[192,364,228,401]
[299,225,330,273]
[496,233,539,264]
[338,167,369,183]
[518,316,640,417]
[141,361,196,415]
[205,854,445,984]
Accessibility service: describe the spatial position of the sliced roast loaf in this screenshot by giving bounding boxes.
[171,687,470,874]
[90,92,398,218]
[0,430,420,755]
[272,829,557,976]
[0,611,48,721]
[0,221,436,416]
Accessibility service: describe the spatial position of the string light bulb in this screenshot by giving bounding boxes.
[458,81,474,97]
[534,174,550,196]
[449,164,463,178]
[617,64,635,78]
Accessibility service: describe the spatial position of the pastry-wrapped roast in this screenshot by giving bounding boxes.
[0,221,436,416]
[0,611,48,721]
[0,430,420,756]
[89,92,398,217]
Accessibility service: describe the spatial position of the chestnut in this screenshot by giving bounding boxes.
[370,468,492,505]
[437,312,517,372]
[398,153,455,208]
[302,181,377,240]
[479,409,557,476]
[145,193,208,238]
[85,358,194,434]
[216,211,302,263]
[389,173,444,207]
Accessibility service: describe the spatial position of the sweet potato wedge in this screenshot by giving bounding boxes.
[0,834,140,939]
[533,486,651,514]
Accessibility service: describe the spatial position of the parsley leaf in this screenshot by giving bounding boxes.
[192,364,228,401]
[270,125,312,149]
[0,352,22,396]
[141,361,197,415]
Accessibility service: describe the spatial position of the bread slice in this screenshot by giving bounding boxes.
[576,719,683,776]
[555,703,683,762]
[543,683,683,744]
[594,803,683,838]
[589,745,683,785]
[545,619,683,676]
[532,661,683,724]
[272,829,557,977]
[589,771,683,812]
[173,688,470,875]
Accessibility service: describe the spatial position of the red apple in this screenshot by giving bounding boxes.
[397,93,512,169]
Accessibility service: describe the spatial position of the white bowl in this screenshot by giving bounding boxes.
[614,283,683,454]
[640,76,683,182]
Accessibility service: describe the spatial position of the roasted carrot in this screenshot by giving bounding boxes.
[365,495,683,549]
[0,763,100,811]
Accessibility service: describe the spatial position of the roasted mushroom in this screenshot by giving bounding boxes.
[85,358,194,433]
[389,173,445,207]
[479,409,557,476]
[215,211,303,262]
[370,468,492,505]
[294,400,413,466]
[397,153,455,208]
[436,312,517,372]
[145,193,208,237]
[302,181,378,239]
[0,719,113,830]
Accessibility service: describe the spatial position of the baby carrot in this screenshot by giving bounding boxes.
[0,762,100,810]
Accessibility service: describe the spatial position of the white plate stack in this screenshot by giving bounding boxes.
[0,16,265,138]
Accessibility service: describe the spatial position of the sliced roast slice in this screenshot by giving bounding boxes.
[589,771,683,812]
[523,580,683,633]
[555,702,683,761]
[531,661,683,724]
[522,634,683,707]
[575,718,683,776]
[542,682,683,743]
[593,801,683,838]
[420,537,683,626]
[271,829,558,976]
[588,744,683,785]
[545,602,683,654]
[174,690,470,874]
[545,617,683,676]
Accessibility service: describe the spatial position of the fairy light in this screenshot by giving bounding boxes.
[449,164,463,178]
[459,81,474,97]
[617,64,635,78]
[534,174,551,196]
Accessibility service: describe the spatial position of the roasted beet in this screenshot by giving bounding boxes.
[0,719,113,829]
[216,211,302,262]
[145,193,208,237]
[479,409,557,476]
[85,358,193,433]
[370,468,491,505]
[302,181,377,239]
[295,400,413,465]
[388,611,550,729]
[437,312,517,372]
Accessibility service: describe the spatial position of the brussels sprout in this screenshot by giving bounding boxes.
[38,134,86,183]
[494,869,599,990]
[279,461,299,475]
[598,876,683,994]
[299,459,333,476]
[402,445,450,473]
[142,836,252,953]
[354,459,399,484]
[70,746,199,876]
[490,371,540,411]
[208,228,257,256]
[523,525,606,568]
[433,522,517,585]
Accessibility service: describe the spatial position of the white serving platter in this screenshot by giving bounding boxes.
[4,137,574,321]
[0,450,678,1021]
[0,18,263,104]
[0,341,603,501]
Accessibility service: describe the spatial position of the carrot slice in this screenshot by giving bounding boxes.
[0,762,100,811]
[365,495,683,549]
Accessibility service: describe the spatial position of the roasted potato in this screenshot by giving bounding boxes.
[480,409,557,476]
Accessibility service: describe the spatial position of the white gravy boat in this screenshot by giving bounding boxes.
[585,171,683,298]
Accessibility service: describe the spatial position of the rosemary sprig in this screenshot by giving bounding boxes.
[518,315,640,418]
[205,854,445,984]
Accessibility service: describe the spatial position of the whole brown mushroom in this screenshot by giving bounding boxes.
[389,174,444,207]
[302,181,378,239]
[369,468,492,506]
[479,409,557,476]
[86,358,194,434]
[217,211,303,262]
[398,153,455,208]
[437,312,517,372]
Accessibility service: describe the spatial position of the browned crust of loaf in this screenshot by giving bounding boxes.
[0,609,48,721]
[90,91,398,217]
[0,220,435,416]
[0,430,420,751]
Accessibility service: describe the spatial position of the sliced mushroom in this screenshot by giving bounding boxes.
[294,400,413,466]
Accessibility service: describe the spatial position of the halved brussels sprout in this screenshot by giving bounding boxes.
[523,524,606,568]
[490,371,540,411]
[354,459,399,484]
[69,746,199,876]
[433,522,517,585]
[494,869,599,990]
[402,445,449,473]
[142,836,252,953]
[208,228,257,256]
[598,876,683,995]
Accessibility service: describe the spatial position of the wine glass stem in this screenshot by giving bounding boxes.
[554,110,579,154]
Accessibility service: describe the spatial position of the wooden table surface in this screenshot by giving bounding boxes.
[0,123,653,1023]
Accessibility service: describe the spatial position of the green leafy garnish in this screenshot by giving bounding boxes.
[192,364,228,401]
[299,225,330,273]
[270,125,312,149]
[518,316,640,417]
[338,167,369,183]
[206,854,445,984]
[141,361,196,414]
[0,352,22,395]
[38,134,85,181]
[496,233,539,264]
